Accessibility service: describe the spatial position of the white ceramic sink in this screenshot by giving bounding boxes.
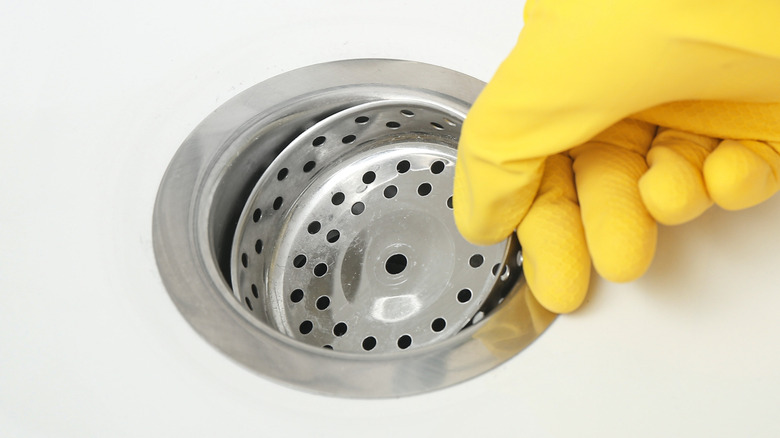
[2,1,778,436]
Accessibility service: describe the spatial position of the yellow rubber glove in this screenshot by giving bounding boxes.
[454,0,780,313]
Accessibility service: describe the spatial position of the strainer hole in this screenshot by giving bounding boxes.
[431,122,444,130]
[431,318,447,332]
[397,335,412,349]
[303,161,316,173]
[385,254,407,275]
[417,183,432,196]
[469,254,484,268]
[293,254,307,268]
[241,253,248,268]
[245,297,253,310]
[383,185,398,199]
[299,320,313,335]
[273,196,283,210]
[355,116,369,124]
[443,117,457,127]
[362,171,376,184]
[500,266,511,281]
[473,311,485,324]
[255,239,263,254]
[277,168,289,181]
[446,196,453,209]
[400,109,415,117]
[430,161,445,174]
[312,136,326,147]
[351,202,365,215]
[251,284,259,298]
[331,192,345,205]
[362,336,377,351]
[386,121,400,129]
[333,322,348,337]
[313,263,328,277]
[326,230,340,243]
[307,221,321,234]
[457,289,472,303]
[252,208,262,222]
[396,160,410,173]
[290,289,304,303]
[323,345,334,350]
[316,296,330,310]
[491,263,500,276]
[342,134,357,144]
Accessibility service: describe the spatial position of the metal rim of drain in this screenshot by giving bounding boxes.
[153,59,556,398]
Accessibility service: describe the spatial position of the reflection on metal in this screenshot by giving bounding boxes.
[153,59,555,398]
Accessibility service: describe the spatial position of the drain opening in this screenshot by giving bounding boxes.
[312,136,326,147]
[326,229,340,243]
[350,202,365,215]
[397,335,412,349]
[362,336,377,351]
[383,185,398,198]
[385,254,407,274]
[154,59,552,397]
[333,322,348,337]
[313,263,328,277]
[316,296,331,310]
[299,320,314,334]
[362,171,376,184]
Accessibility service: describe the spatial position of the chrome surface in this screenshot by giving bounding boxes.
[153,59,555,397]
[232,100,517,353]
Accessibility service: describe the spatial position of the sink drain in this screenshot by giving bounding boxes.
[233,100,515,353]
[153,59,555,397]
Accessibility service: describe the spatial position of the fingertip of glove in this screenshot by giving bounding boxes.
[453,208,512,246]
[595,256,653,283]
[638,148,712,225]
[704,140,780,210]
[525,256,589,314]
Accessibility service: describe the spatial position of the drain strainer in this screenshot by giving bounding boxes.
[232,100,515,353]
[153,59,555,397]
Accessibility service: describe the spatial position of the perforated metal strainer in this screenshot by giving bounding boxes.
[153,59,555,398]
[232,100,519,353]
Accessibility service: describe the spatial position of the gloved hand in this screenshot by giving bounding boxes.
[454,0,780,313]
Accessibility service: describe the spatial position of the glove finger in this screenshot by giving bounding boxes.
[453,150,544,246]
[704,139,780,210]
[517,154,590,314]
[638,128,719,225]
[570,119,658,283]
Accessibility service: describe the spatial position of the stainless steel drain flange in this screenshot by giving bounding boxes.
[153,59,555,397]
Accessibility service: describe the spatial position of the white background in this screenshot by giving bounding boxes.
[2,1,779,437]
